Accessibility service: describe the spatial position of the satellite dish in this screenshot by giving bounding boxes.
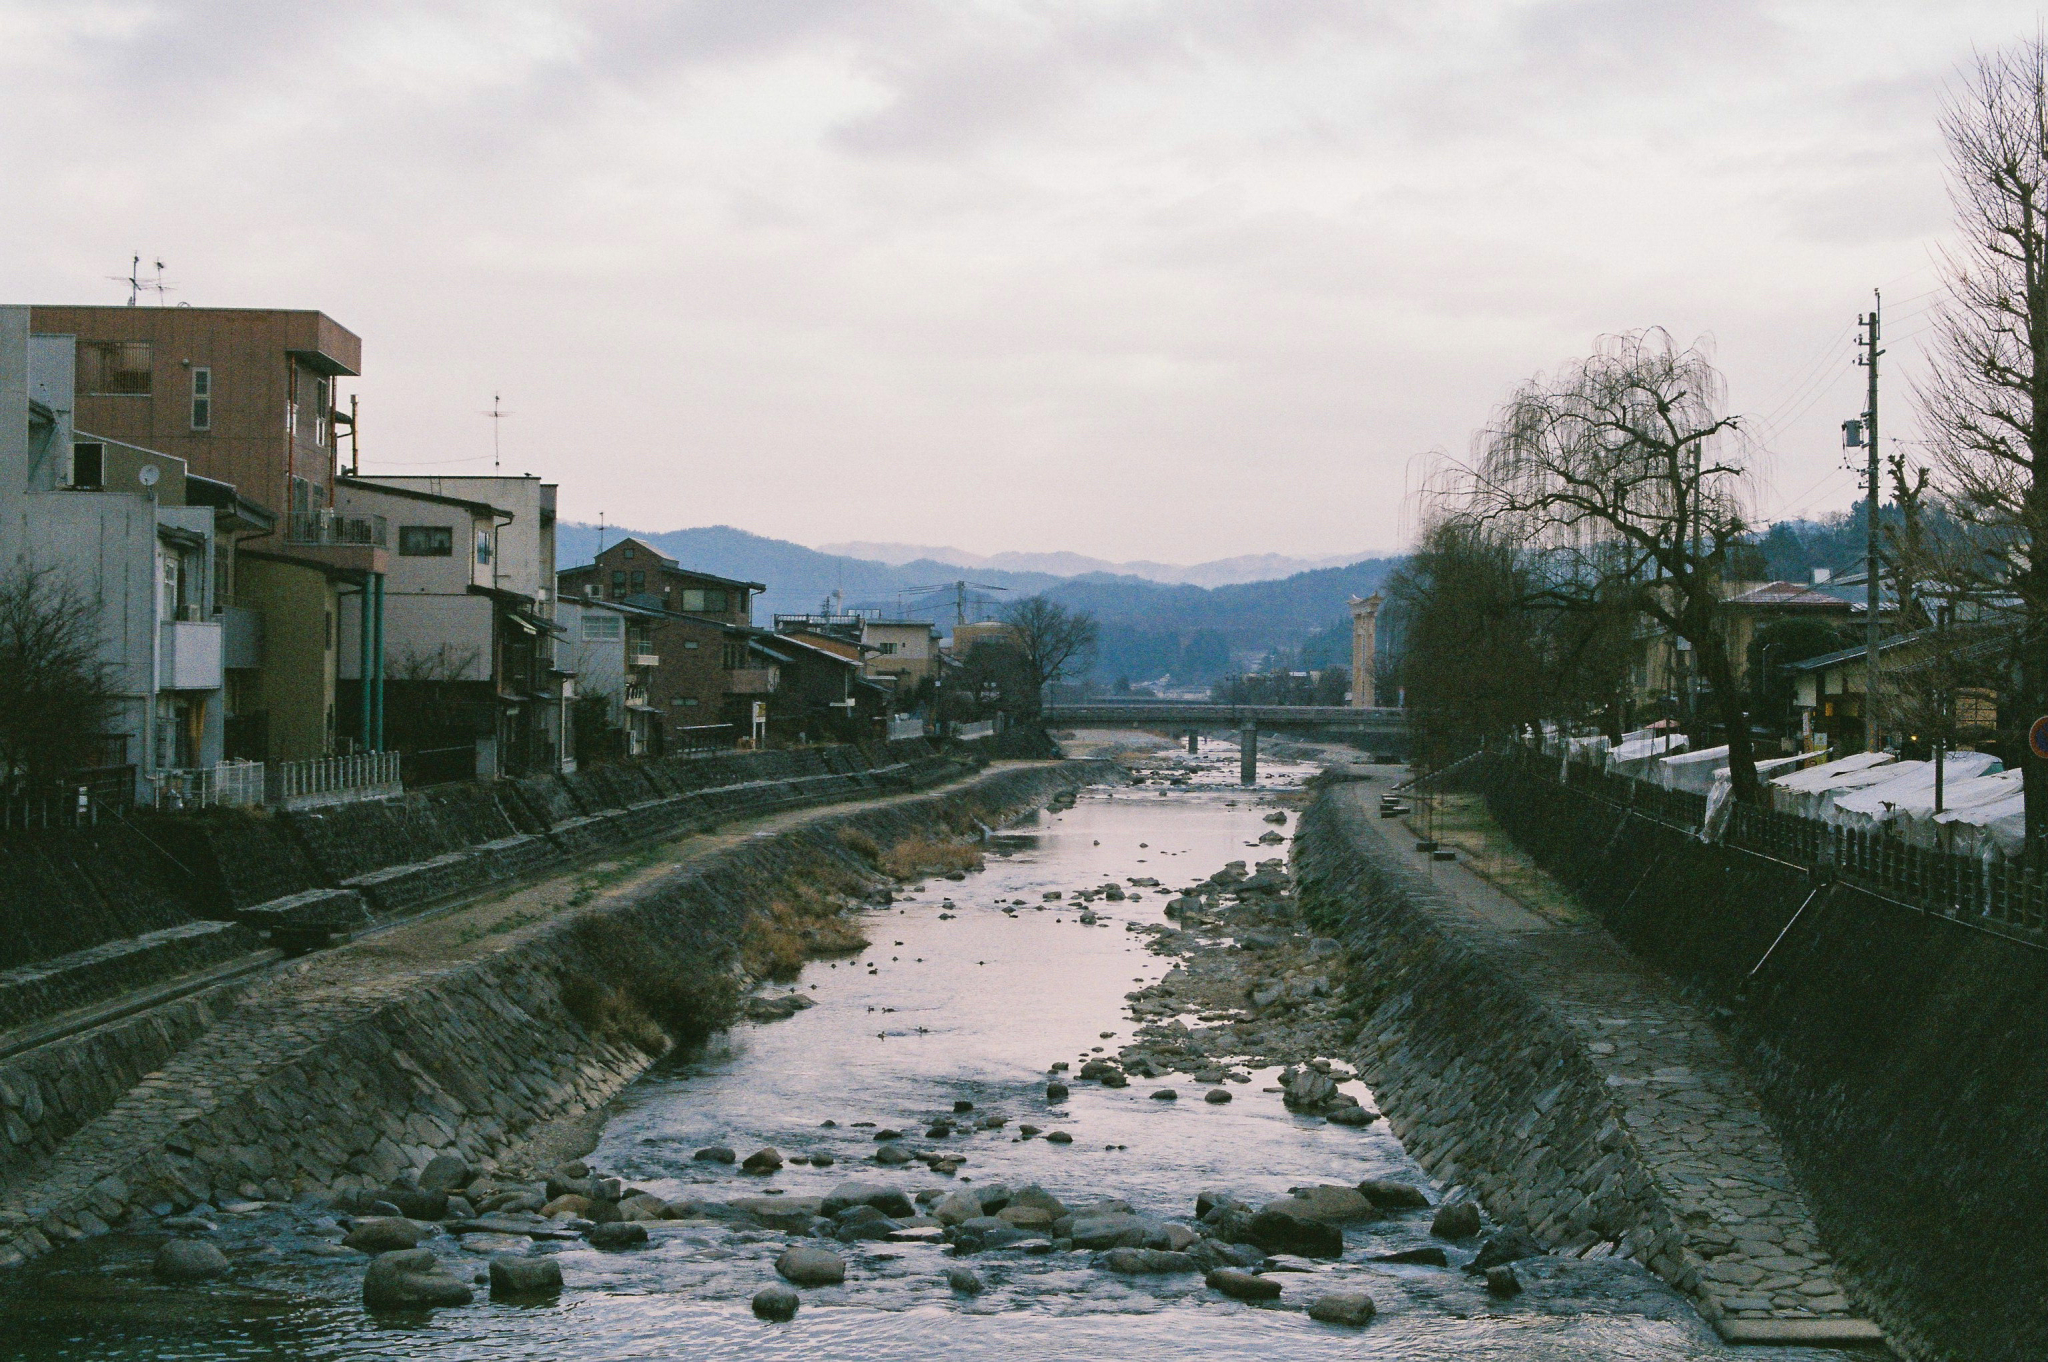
[138,464,160,487]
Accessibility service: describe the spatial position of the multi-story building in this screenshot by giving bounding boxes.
[861,618,941,691]
[25,304,381,763]
[333,475,566,776]
[0,307,273,800]
[556,536,761,625]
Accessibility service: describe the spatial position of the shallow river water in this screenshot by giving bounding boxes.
[0,745,1860,1361]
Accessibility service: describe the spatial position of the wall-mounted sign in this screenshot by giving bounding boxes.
[2029,716,2048,761]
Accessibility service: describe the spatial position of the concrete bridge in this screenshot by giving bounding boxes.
[1043,700,1409,751]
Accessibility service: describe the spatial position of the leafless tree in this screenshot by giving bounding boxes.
[1918,35,2048,846]
[1438,330,1766,799]
[0,567,117,791]
[999,595,1100,705]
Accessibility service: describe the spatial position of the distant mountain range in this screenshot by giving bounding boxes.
[557,521,1400,684]
[816,541,1373,588]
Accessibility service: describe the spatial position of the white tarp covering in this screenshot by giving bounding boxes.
[1822,752,2005,830]
[1606,732,1688,779]
[1655,745,1731,794]
[1767,751,1899,820]
[1566,734,1611,765]
[1931,781,2029,860]
[1702,752,1815,839]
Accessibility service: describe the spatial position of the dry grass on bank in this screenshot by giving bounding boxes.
[743,880,870,981]
[879,836,985,880]
[1409,792,1584,924]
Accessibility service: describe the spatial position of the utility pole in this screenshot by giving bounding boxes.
[1856,292,1883,755]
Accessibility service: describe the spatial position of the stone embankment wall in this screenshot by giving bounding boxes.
[0,761,1104,1272]
[1292,792,1698,1288]
[0,740,967,1047]
[1467,757,2048,1362]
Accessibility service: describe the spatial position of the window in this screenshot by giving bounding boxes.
[623,547,635,560]
[679,588,729,613]
[69,442,103,489]
[189,367,211,430]
[159,548,181,619]
[314,377,331,445]
[399,525,454,556]
[581,613,623,641]
[80,341,152,395]
[682,640,699,650]
[611,570,626,588]
[630,570,645,590]
[876,641,898,655]
[476,529,493,565]
[722,641,749,670]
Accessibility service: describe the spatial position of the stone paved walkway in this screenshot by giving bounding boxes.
[1336,782,1883,1348]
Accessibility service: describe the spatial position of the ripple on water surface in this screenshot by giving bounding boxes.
[0,745,1862,1361]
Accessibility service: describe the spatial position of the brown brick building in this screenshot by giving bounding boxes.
[557,537,761,625]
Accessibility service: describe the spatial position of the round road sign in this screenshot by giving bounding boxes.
[2030,716,2048,761]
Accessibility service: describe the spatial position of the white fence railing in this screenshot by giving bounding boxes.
[887,716,926,740]
[267,751,404,810]
[150,760,266,810]
[955,719,997,742]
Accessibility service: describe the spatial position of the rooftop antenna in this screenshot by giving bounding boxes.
[597,511,607,554]
[110,255,173,307]
[482,392,509,471]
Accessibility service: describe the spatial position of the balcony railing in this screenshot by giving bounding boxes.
[287,510,387,547]
[149,760,265,810]
[267,751,403,809]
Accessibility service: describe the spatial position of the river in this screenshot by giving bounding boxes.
[0,740,1859,1360]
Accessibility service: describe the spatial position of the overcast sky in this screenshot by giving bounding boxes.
[0,2,2033,562]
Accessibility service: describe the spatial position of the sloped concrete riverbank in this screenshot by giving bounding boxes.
[0,761,1107,1272]
[1291,779,1884,1349]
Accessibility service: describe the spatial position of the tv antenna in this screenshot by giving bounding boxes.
[906,579,1009,624]
[482,392,510,471]
[110,255,173,307]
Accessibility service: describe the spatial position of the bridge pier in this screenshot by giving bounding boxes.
[1240,723,1257,786]
[1187,732,1199,755]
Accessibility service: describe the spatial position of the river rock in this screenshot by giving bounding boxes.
[1066,1212,1147,1249]
[620,1193,669,1221]
[725,1196,824,1232]
[932,1190,982,1226]
[418,1154,472,1195]
[1485,1265,1523,1296]
[342,1218,426,1254]
[377,1188,449,1221]
[693,1146,737,1164]
[362,1248,474,1310]
[948,1216,1032,1252]
[488,1255,562,1296]
[834,1205,901,1241]
[541,1194,592,1219]
[822,1183,915,1219]
[1045,1081,1070,1102]
[1150,1088,1178,1101]
[1195,1190,1243,1219]
[1307,1290,1377,1325]
[588,1222,648,1249]
[1466,1227,1543,1274]
[1102,1248,1198,1274]
[1375,1246,1449,1265]
[1206,1267,1282,1301]
[752,1285,800,1320]
[1431,1201,1482,1240]
[946,1267,985,1295]
[1358,1179,1430,1210]
[1263,810,1287,823]
[741,1148,784,1174]
[775,1244,847,1286]
[1248,1200,1345,1257]
[1285,1184,1376,1223]
[998,1206,1054,1230]
[153,1239,230,1282]
[1044,1130,1073,1144]
[1204,1088,1232,1104]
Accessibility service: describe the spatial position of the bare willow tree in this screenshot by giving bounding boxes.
[1442,330,1766,799]
[0,567,117,791]
[1919,35,2048,847]
[998,595,1100,708]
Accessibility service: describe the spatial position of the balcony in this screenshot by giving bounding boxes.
[725,667,777,695]
[287,510,386,547]
[159,620,223,691]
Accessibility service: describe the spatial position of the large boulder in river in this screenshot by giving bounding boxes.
[1101,1248,1198,1274]
[1206,1267,1281,1300]
[154,1239,230,1282]
[362,1248,474,1310]
[342,1218,426,1254]
[821,1182,914,1219]
[418,1153,472,1194]
[775,1244,847,1286]
[488,1255,562,1297]
[1307,1290,1377,1325]
[1006,1185,1067,1219]
[1465,1226,1544,1274]
[1285,1184,1376,1223]
[1247,1200,1345,1257]
[1358,1179,1430,1210]
[752,1285,800,1320]
[1065,1212,1149,1250]
[1431,1201,1482,1240]
[931,1190,982,1226]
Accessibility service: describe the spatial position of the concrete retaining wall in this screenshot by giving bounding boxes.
[0,761,1103,1271]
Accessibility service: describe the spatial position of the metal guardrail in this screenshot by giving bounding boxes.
[149,761,265,810]
[1509,751,2045,948]
[267,751,403,809]
[955,719,997,741]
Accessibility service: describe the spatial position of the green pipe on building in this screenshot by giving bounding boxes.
[371,572,386,751]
